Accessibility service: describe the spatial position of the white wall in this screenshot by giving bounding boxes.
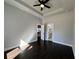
[43,10,75,53]
[4,1,75,53]
[4,2,41,51]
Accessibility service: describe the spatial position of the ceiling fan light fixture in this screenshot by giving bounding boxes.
[40,4,44,8]
[33,0,51,11]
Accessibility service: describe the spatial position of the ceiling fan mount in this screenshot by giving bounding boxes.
[33,0,51,11]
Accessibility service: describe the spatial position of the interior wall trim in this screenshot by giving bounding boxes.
[53,41,72,47]
[4,44,19,51]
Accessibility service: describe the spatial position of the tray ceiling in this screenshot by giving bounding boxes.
[5,0,75,18]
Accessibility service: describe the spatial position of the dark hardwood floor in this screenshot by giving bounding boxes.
[14,40,74,59]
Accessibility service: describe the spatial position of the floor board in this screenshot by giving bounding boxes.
[14,40,74,59]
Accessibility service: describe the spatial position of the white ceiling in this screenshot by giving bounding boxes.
[5,0,75,18]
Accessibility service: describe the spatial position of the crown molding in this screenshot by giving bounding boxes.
[5,0,42,19]
[4,0,66,19]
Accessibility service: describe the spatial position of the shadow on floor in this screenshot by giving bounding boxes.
[14,40,74,59]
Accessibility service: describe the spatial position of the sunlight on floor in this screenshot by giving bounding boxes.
[7,40,33,59]
[7,48,21,59]
[27,46,33,50]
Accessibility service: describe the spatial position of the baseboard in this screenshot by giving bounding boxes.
[5,40,72,51]
[4,40,37,52]
[4,44,19,52]
[53,41,72,47]
[29,40,37,43]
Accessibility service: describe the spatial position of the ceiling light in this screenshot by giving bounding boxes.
[40,4,44,8]
[33,0,51,11]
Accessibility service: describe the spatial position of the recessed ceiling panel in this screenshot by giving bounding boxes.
[15,0,74,16]
[21,0,63,13]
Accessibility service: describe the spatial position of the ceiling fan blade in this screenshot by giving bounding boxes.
[43,0,49,4]
[39,0,42,4]
[33,4,41,6]
[39,0,49,4]
[41,7,43,11]
[44,5,51,8]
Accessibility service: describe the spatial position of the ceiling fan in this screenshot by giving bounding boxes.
[33,0,51,11]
